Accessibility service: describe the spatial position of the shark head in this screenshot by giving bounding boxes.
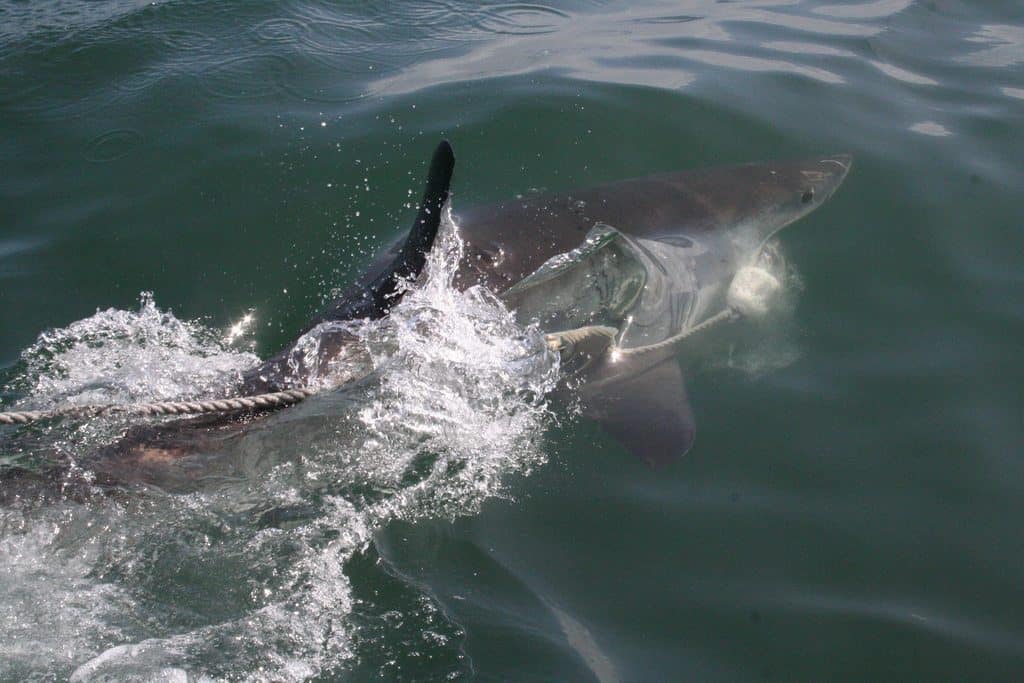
[747,154,852,239]
[654,153,853,257]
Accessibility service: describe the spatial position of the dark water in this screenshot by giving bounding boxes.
[2,0,1024,680]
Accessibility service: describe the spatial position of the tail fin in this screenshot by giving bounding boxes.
[306,140,455,327]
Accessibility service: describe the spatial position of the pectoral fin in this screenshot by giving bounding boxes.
[578,358,695,466]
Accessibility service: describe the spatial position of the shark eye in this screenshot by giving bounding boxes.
[801,188,815,204]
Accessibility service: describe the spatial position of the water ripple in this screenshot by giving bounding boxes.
[251,16,312,44]
[158,27,215,53]
[869,60,938,86]
[195,53,296,101]
[762,40,854,57]
[909,120,952,137]
[84,129,143,162]
[674,48,844,85]
[371,0,893,95]
[475,4,572,36]
[812,0,914,21]
[0,0,155,50]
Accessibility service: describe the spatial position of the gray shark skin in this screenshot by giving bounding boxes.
[451,153,851,465]
[453,157,851,296]
[2,143,850,497]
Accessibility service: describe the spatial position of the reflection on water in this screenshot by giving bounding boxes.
[909,120,953,137]
[962,24,1024,67]
[9,0,1019,119]
[372,0,920,94]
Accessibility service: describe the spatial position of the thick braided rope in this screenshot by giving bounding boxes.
[0,388,317,426]
[612,308,739,357]
[2,310,736,427]
[544,308,739,360]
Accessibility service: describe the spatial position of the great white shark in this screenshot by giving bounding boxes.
[3,140,850,494]
[450,145,852,464]
[239,139,849,465]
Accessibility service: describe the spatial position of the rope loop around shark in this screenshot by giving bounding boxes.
[3,140,850,469]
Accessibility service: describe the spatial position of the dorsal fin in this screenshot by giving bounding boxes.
[305,140,455,328]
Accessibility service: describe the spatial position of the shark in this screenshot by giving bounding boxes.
[3,140,850,494]
[279,139,849,464]
[446,145,851,464]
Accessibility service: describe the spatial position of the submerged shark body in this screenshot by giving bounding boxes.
[4,142,850,496]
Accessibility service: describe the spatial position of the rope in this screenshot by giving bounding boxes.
[612,308,739,357]
[544,325,618,352]
[542,308,739,361]
[0,387,317,427]
[1,309,738,428]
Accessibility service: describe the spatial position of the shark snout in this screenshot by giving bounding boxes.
[821,154,852,177]
[796,154,852,207]
[817,154,853,194]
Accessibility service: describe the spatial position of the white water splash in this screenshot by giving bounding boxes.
[0,214,559,680]
[15,292,260,409]
[0,209,798,678]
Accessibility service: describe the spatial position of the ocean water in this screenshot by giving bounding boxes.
[1,0,1023,680]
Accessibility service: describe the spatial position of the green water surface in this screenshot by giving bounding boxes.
[2,1,1024,680]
